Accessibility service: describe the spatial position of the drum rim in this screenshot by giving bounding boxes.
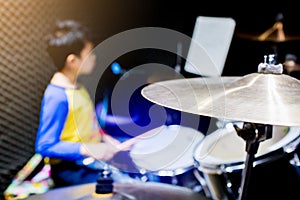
[138,165,195,177]
[193,126,300,174]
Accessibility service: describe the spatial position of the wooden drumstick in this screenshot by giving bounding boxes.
[117,125,166,150]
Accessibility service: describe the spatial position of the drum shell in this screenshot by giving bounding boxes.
[193,125,300,200]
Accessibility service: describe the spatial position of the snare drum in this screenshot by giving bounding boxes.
[193,123,300,200]
[130,125,205,189]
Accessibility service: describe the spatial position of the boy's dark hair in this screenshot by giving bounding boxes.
[46,20,93,70]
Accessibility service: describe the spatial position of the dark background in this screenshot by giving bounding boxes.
[1,0,300,199]
[81,0,300,75]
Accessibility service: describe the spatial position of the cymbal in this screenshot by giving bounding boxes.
[236,32,300,42]
[141,73,300,127]
[236,22,300,42]
[26,182,208,200]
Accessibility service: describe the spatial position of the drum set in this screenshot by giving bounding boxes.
[27,53,300,200]
[28,18,300,199]
[141,55,300,200]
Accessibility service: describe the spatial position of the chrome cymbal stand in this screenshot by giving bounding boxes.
[233,123,272,200]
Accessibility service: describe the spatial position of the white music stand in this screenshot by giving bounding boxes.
[184,16,236,77]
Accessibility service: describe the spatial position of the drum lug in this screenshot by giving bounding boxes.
[193,169,213,198]
[220,164,229,173]
[139,168,149,182]
[171,176,178,185]
[289,153,300,167]
[220,165,236,199]
[283,136,300,153]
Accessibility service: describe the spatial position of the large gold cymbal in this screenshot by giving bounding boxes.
[236,22,300,42]
[141,73,300,126]
[26,182,207,200]
[236,31,300,42]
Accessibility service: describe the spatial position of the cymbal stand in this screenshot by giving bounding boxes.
[233,123,273,200]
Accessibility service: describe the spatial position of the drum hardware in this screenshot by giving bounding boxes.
[289,153,300,167]
[193,124,300,200]
[94,165,114,196]
[141,55,300,200]
[193,168,212,195]
[193,161,238,199]
[194,122,274,200]
[257,54,283,74]
[82,165,137,200]
[283,133,300,154]
[284,136,300,167]
[233,123,272,200]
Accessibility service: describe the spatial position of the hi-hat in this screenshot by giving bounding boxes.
[141,73,300,127]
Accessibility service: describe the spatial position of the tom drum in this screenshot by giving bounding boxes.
[193,122,300,200]
[130,125,205,190]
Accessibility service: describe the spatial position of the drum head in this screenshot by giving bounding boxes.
[130,125,204,173]
[194,123,300,171]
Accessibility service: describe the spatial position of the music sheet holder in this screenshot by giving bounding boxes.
[184,16,236,77]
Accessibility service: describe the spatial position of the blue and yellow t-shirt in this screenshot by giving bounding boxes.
[35,84,101,161]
